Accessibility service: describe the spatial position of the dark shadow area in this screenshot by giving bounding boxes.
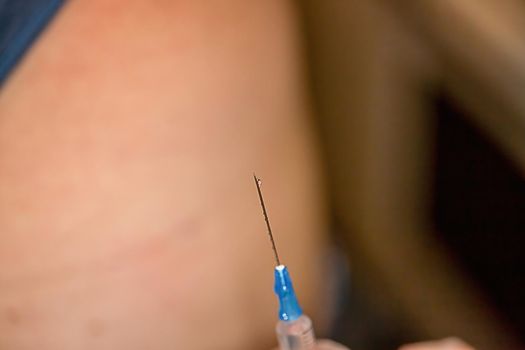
[431,93,525,342]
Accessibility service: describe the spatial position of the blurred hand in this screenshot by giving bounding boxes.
[315,340,351,350]
[272,337,474,350]
[272,339,350,350]
[399,338,475,350]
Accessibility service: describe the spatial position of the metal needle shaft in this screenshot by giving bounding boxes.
[253,174,281,266]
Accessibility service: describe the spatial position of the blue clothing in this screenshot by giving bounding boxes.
[0,0,64,85]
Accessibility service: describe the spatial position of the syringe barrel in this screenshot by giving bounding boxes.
[276,314,316,350]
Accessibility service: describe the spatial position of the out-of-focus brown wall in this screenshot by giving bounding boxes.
[298,1,525,349]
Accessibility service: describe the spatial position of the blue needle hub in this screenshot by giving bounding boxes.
[274,265,303,321]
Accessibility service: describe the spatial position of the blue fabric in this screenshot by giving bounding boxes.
[0,0,64,86]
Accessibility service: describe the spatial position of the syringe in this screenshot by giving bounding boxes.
[254,174,317,350]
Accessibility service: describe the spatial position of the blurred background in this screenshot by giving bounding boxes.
[297,1,525,349]
[1,1,525,349]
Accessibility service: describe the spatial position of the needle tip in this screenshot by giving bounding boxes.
[253,173,262,186]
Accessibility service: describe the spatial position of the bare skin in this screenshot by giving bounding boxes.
[0,1,328,349]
